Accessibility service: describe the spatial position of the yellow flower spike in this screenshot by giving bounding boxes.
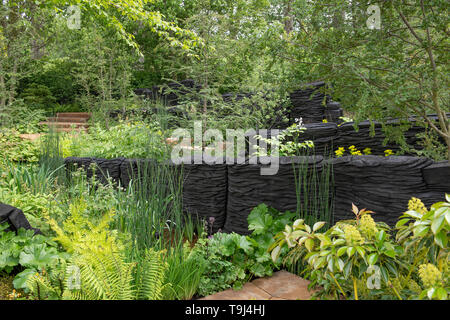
[418,264,442,288]
[408,197,428,214]
[342,224,364,245]
[359,214,378,238]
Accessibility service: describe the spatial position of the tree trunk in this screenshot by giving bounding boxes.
[283,0,294,35]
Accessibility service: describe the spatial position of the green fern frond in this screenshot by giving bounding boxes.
[135,249,168,300]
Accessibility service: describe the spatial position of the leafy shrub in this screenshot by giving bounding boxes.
[0,188,63,235]
[0,224,67,292]
[270,196,450,300]
[19,84,57,112]
[161,242,206,300]
[63,121,166,159]
[194,204,298,297]
[0,129,41,163]
[26,199,168,300]
[254,118,314,156]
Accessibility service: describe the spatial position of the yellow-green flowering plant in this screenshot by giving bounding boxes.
[270,204,400,300]
[395,194,449,300]
[270,195,450,300]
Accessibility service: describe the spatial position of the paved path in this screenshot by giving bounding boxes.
[200,270,315,300]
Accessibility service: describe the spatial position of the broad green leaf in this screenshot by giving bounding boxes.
[368,253,378,265]
[395,218,410,228]
[376,230,386,242]
[337,246,347,257]
[271,245,281,263]
[431,214,445,235]
[347,246,356,257]
[313,221,326,232]
[305,238,314,252]
[434,231,447,248]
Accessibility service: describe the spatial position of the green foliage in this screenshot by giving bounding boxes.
[26,198,168,300]
[289,0,450,160]
[161,243,205,300]
[0,189,63,235]
[0,129,41,163]
[195,204,298,297]
[0,224,67,292]
[271,196,450,300]
[19,84,57,111]
[63,121,166,159]
[194,232,252,297]
[254,119,314,156]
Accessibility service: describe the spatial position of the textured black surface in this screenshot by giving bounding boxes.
[0,203,41,235]
[65,157,125,185]
[224,156,326,235]
[181,162,228,232]
[330,155,435,226]
[65,155,449,234]
[422,161,450,191]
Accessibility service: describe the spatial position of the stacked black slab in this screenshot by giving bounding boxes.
[324,101,344,123]
[64,157,124,185]
[331,155,436,226]
[224,156,329,235]
[289,81,331,124]
[0,203,41,235]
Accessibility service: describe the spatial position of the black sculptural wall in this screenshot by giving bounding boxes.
[64,153,449,234]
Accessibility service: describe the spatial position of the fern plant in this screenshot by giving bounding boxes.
[27,198,168,300]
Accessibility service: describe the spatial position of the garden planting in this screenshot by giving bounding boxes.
[0,0,448,302]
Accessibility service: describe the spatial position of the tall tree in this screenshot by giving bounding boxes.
[288,0,449,161]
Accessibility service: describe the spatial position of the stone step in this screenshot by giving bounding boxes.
[47,117,88,123]
[200,270,317,300]
[51,127,88,133]
[39,122,90,129]
[56,112,91,119]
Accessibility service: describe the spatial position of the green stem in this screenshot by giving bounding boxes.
[353,277,358,300]
[330,273,347,299]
